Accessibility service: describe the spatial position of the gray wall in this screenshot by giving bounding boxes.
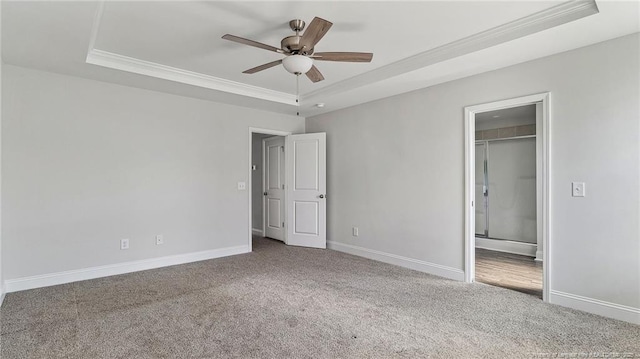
[2,65,304,280]
[306,34,640,309]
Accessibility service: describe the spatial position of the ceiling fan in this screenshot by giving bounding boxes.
[222,17,373,83]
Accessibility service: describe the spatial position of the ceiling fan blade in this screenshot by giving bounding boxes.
[300,17,333,50]
[312,52,373,62]
[306,65,325,83]
[243,59,283,74]
[222,34,282,53]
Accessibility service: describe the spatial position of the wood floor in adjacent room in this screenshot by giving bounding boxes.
[475,247,543,299]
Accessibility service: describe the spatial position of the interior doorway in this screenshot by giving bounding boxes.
[249,128,291,251]
[248,128,328,252]
[474,104,541,298]
[464,93,550,301]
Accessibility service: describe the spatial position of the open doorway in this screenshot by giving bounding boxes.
[464,93,550,301]
[249,128,291,251]
[248,128,328,252]
[474,105,541,298]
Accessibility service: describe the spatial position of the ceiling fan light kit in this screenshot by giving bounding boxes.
[222,17,373,83]
[282,55,313,75]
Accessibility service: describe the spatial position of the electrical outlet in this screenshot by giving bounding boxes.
[237,181,246,190]
[120,238,129,250]
[352,227,359,237]
[155,234,164,245]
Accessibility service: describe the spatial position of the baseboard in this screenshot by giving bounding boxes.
[0,283,6,307]
[327,240,464,281]
[549,290,640,324]
[475,237,536,257]
[251,228,264,236]
[535,249,544,262]
[4,245,250,293]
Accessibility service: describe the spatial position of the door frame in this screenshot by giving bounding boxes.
[248,127,291,252]
[463,92,551,302]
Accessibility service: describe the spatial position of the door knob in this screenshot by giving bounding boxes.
[319,194,325,199]
[263,192,268,196]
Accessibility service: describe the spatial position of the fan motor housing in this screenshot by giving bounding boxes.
[281,36,313,56]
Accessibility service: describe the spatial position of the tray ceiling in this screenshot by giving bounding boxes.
[2,1,639,116]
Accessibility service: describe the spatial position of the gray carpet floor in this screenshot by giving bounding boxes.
[1,237,638,359]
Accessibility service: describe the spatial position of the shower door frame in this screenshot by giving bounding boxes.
[464,93,550,302]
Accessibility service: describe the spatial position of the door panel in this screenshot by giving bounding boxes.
[286,133,326,249]
[294,201,319,235]
[294,141,319,190]
[267,145,281,190]
[263,136,285,241]
[267,198,281,229]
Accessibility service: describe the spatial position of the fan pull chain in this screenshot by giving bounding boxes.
[296,74,300,116]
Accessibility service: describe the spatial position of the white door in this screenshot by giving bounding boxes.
[286,133,326,249]
[263,136,285,241]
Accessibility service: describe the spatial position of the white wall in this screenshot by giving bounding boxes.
[1,65,304,281]
[307,34,640,317]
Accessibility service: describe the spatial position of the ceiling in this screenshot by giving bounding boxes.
[2,1,639,117]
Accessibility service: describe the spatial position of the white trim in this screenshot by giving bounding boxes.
[464,92,550,303]
[0,285,5,307]
[535,250,544,262]
[252,228,264,236]
[302,1,597,104]
[549,290,640,325]
[4,245,249,293]
[248,128,292,253]
[328,241,464,281]
[86,1,105,56]
[475,237,537,257]
[86,49,297,106]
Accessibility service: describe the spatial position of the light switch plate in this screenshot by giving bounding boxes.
[572,182,586,197]
[237,182,246,190]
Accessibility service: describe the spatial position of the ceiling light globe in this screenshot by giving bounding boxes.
[282,55,313,75]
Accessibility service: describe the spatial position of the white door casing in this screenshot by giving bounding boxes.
[286,133,327,249]
[263,136,285,241]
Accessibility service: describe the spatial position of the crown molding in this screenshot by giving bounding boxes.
[85,1,597,108]
[86,1,296,106]
[301,0,599,104]
[86,49,297,105]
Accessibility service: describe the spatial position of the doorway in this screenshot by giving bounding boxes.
[464,93,550,301]
[248,128,328,252]
[474,105,541,298]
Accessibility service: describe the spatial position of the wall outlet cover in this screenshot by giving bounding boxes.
[572,182,586,197]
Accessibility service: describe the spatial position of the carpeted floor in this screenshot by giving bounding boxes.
[1,237,638,359]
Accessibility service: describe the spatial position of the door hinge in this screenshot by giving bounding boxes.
[282,222,285,227]
[281,146,284,152]
[282,184,284,189]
